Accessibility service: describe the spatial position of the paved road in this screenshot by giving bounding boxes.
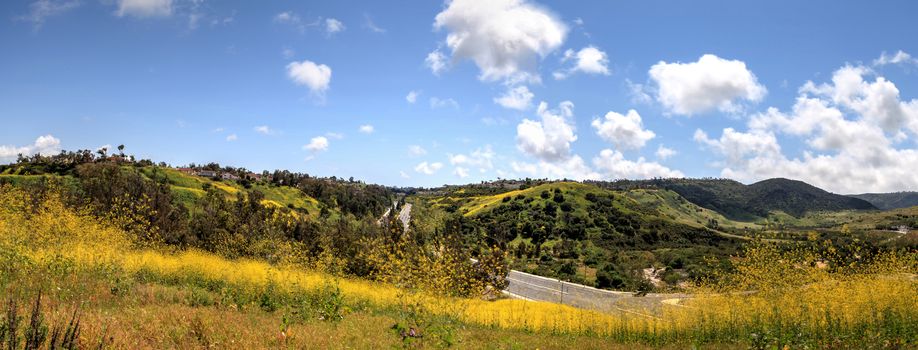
[505,269,687,318]
[398,203,412,232]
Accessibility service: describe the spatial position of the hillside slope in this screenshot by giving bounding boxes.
[137,167,328,219]
[418,182,740,290]
[595,178,877,220]
[850,192,918,210]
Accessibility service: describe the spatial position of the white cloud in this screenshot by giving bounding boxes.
[694,128,782,165]
[302,135,330,162]
[414,161,444,175]
[325,18,345,34]
[304,136,329,152]
[511,155,599,180]
[325,132,344,140]
[115,0,172,18]
[448,145,495,171]
[226,134,238,142]
[655,145,676,160]
[254,125,276,135]
[592,149,684,179]
[430,97,459,109]
[454,166,470,178]
[426,49,448,75]
[274,11,297,23]
[873,50,917,66]
[649,54,766,116]
[406,90,420,104]
[494,85,534,110]
[399,170,410,179]
[287,60,332,95]
[516,101,577,162]
[591,109,655,150]
[432,0,567,83]
[408,145,427,156]
[19,0,80,29]
[0,135,61,162]
[514,100,685,181]
[696,60,918,193]
[358,124,375,134]
[553,46,610,79]
[797,65,918,133]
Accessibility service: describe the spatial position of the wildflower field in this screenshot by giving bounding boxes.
[1,185,916,349]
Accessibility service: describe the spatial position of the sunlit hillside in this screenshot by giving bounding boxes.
[2,185,915,348]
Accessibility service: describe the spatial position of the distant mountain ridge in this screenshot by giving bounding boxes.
[592,178,877,220]
[849,192,918,210]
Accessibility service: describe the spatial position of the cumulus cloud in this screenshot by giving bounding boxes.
[553,46,610,79]
[225,134,238,142]
[19,0,80,29]
[449,145,496,172]
[406,90,420,104]
[511,155,599,180]
[304,136,329,152]
[115,0,172,18]
[432,0,567,83]
[325,18,344,34]
[287,60,332,95]
[513,100,681,181]
[655,145,676,160]
[0,135,61,162]
[696,60,918,193]
[414,161,443,175]
[358,124,375,134]
[454,166,470,178]
[591,109,655,150]
[593,149,683,179]
[494,85,534,110]
[649,54,766,116]
[516,101,577,161]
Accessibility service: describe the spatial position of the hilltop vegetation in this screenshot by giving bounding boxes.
[0,149,397,269]
[851,191,918,210]
[417,182,740,290]
[593,178,877,220]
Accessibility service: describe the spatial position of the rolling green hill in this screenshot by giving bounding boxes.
[594,178,877,221]
[417,182,741,290]
[137,166,328,219]
[850,192,918,210]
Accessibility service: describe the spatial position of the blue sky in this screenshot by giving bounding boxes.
[2,0,918,193]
